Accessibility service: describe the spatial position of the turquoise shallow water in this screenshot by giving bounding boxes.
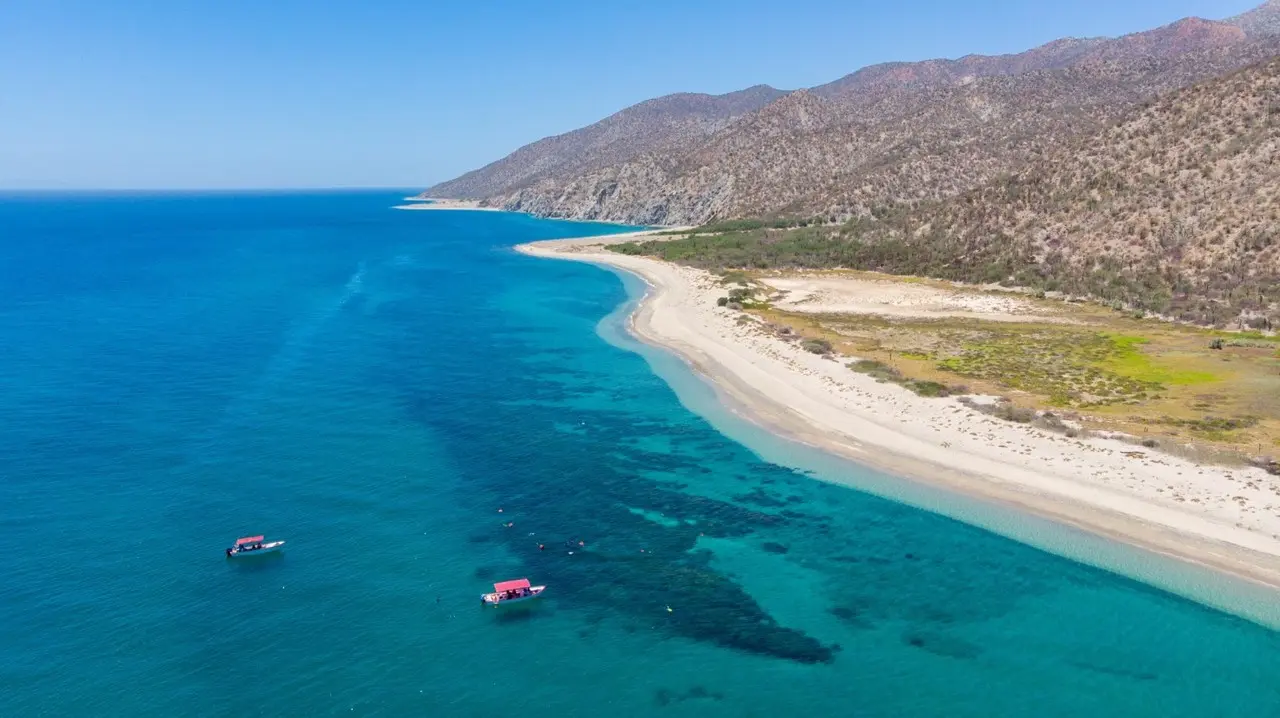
[1,192,1278,717]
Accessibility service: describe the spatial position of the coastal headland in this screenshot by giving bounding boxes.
[517,230,1280,606]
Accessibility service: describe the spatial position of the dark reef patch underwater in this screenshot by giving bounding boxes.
[1,192,1278,717]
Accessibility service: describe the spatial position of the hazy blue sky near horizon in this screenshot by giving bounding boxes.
[0,0,1261,189]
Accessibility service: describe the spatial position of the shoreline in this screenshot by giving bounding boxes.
[393,198,502,211]
[516,232,1280,607]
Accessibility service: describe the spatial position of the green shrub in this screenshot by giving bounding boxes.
[1036,411,1069,432]
[994,404,1037,423]
[906,380,952,397]
[849,359,903,382]
[801,338,833,355]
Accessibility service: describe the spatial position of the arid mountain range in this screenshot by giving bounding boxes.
[424,1,1280,228]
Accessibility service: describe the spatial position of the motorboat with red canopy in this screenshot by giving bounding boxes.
[225,534,285,558]
[481,578,546,606]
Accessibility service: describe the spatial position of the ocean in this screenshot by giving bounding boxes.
[0,191,1277,717]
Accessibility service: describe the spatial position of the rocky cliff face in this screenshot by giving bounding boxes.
[426,3,1280,227]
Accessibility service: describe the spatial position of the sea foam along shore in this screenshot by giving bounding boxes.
[517,230,1280,605]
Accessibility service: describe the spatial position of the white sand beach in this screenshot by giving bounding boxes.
[518,232,1280,592]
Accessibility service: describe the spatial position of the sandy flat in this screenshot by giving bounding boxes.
[518,232,1280,597]
[762,275,1073,323]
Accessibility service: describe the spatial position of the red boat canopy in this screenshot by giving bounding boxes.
[236,536,265,545]
[493,579,531,592]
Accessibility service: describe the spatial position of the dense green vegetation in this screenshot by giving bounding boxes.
[657,217,828,236]
[615,224,1038,290]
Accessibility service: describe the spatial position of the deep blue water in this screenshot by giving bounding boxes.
[1,192,1278,717]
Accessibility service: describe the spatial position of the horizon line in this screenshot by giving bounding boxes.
[0,186,429,194]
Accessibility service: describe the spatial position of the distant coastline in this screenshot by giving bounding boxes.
[393,197,501,212]
[517,231,1280,613]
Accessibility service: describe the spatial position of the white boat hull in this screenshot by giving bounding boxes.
[481,585,546,606]
[227,540,285,557]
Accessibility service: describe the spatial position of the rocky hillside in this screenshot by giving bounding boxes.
[1229,0,1280,37]
[424,3,1280,227]
[424,85,785,200]
[618,56,1280,326]
[500,36,1279,226]
[810,16,1248,103]
[895,55,1280,325]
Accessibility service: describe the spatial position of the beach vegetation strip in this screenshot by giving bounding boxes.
[705,271,1280,465]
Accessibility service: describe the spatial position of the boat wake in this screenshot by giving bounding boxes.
[192,262,369,457]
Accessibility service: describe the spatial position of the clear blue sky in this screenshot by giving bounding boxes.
[0,0,1260,189]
